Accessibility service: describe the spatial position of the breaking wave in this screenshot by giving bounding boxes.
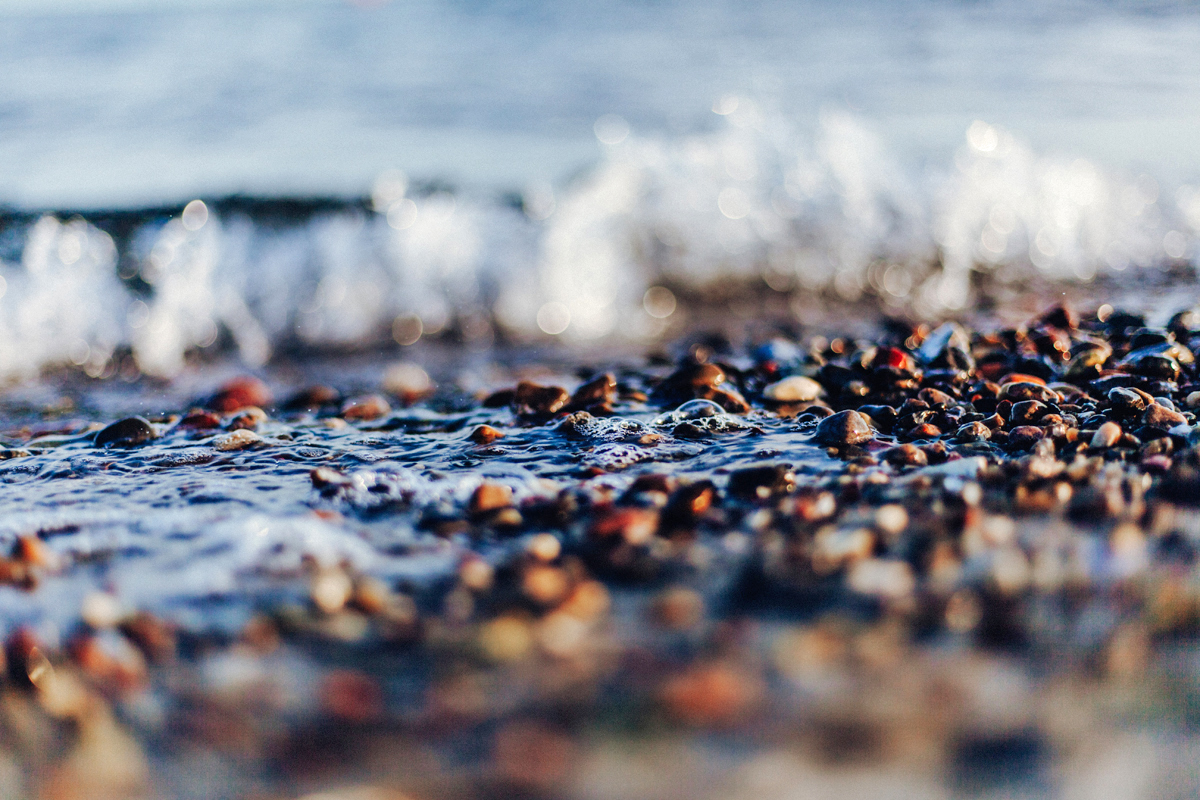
[1,105,1197,380]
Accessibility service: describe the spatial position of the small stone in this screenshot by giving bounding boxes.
[709,387,751,413]
[901,422,942,441]
[1009,400,1047,425]
[883,444,928,467]
[1091,421,1122,449]
[763,376,824,403]
[341,394,392,421]
[1108,387,1150,415]
[955,421,992,442]
[227,406,267,430]
[814,410,874,446]
[917,388,955,409]
[1143,402,1186,429]
[209,376,272,413]
[514,381,570,414]
[177,410,222,430]
[214,429,262,451]
[95,417,156,448]
[469,425,505,444]
[470,482,514,516]
[570,373,617,407]
[1007,426,1045,450]
[1001,382,1061,403]
[589,507,659,545]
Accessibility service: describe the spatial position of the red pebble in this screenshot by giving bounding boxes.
[209,376,272,413]
[872,347,914,372]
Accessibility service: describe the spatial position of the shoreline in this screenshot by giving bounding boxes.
[1,303,1199,797]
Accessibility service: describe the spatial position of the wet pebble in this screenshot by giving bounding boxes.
[814,409,874,446]
[1143,402,1186,429]
[764,375,824,403]
[469,424,505,444]
[1091,421,1122,449]
[94,417,156,448]
[341,394,392,421]
[214,429,262,451]
[209,376,272,413]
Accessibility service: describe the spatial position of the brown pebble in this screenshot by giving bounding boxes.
[209,376,272,413]
[469,424,505,444]
[1143,402,1186,429]
[901,422,943,441]
[814,410,874,446]
[1091,421,1122,449]
[514,381,570,414]
[570,372,617,407]
[119,613,177,664]
[589,507,659,545]
[177,410,222,430]
[1001,382,1061,403]
[470,482,514,516]
[227,406,267,430]
[883,444,928,467]
[1007,425,1045,449]
[710,387,751,413]
[1009,400,1047,425]
[341,394,392,421]
[955,421,991,442]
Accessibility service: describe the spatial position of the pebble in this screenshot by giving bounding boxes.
[1091,421,1122,449]
[469,482,514,516]
[1007,426,1045,450]
[1143,403,1186,429]
[570,372,618,407]
[228,406,267,430]
[513,381,570,414]
[955,421,991,442]
[814,409,874,446]
[341,394,392,421]
[209,376,272,413]
[883,444,928,467]
[763,375,824,403]
[214,429,262,451]
[469,424,506,444]
[94,417,156,448]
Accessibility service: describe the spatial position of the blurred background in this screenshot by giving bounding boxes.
[0,0,1198,377]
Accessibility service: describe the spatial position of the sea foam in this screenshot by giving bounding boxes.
[0,107,1196,380]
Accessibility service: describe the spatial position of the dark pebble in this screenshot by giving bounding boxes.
[883,444,928,467]
[1007,425,1045,450]
[94,417,156,448]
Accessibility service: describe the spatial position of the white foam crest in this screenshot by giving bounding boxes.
[0,109,1197,380]
[0,216,126,380]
